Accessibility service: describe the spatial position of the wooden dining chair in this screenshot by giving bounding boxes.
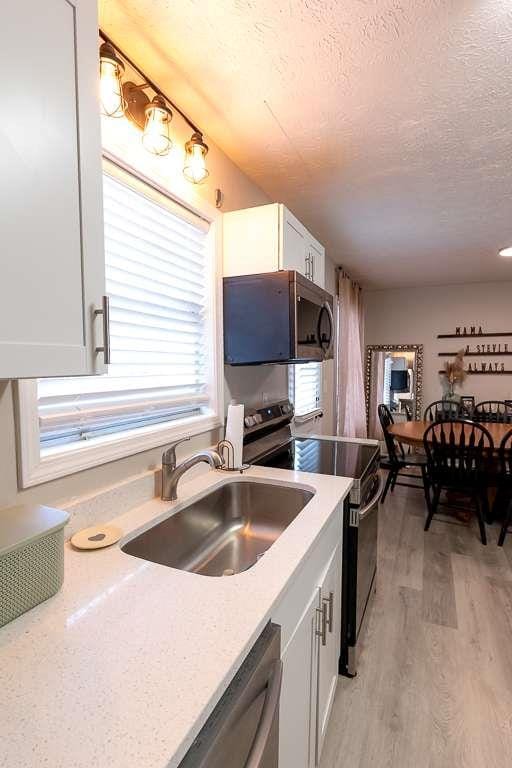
[423,399,462,421]
[423,420,494,545]
[474,401,512,424]
[378,404,431,506]
[497,428,512,547]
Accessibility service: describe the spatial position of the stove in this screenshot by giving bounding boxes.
[241,399,382,678]
[242,401,379,507]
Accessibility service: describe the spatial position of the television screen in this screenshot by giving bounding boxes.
[390,370,409,391]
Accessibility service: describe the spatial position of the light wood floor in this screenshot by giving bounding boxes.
[320,481,512,768]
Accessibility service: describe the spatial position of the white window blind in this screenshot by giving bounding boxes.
[289,362,322,417]
[37,170,212,449]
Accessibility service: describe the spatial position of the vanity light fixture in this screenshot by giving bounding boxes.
[183,132,209,184]
[99,41,125,118]
[499,246,512,257]
[142,95,173,156]
[98,31,209,183]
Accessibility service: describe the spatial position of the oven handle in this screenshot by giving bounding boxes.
[357,473,385,521]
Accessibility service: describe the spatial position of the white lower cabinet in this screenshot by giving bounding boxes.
[279,587,319,768]
[273,508,343,768]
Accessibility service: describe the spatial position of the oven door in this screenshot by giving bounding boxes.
[294,276,334,362]
[340,473,383,677]
[354,478,381,643]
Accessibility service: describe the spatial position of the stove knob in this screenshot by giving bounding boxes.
[244,416,256,428]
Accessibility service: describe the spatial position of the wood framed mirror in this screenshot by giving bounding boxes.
[365,344,424,438]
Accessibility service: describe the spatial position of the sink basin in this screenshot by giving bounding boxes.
[121,480,314,577]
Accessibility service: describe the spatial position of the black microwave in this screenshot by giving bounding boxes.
[223,270,334,365]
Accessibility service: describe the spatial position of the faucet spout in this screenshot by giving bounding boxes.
[161,448,224,502]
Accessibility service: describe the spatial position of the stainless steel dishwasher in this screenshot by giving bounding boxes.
[178,623,282,768]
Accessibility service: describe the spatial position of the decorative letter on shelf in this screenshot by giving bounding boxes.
[437,328,512,374]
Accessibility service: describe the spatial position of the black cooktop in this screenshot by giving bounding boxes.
[256,437,378,480]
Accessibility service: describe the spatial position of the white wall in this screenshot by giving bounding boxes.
[364,281,512,411]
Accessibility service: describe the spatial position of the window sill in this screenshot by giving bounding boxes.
[17,397,221,488]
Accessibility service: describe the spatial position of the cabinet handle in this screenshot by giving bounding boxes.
[94,295,111,365]
[305,253,312,280]
[323,591,334,633]
[316,602,327,646]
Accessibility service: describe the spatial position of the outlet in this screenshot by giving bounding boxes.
[262,391,270,404]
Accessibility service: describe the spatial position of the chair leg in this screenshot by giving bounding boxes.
[424,485,440,531]
[498,500,512,547]
[381,470,394,504]
[473,494,487,546]
[390,470,398,492]
[480,491,492,525]
[420,465,431,514]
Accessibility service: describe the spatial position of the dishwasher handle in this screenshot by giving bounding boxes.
[244,659,283,768]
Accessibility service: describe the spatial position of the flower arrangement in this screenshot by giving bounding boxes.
[442,349,467,398]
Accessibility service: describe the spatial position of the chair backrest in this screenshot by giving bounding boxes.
[424,399,462,422]
[474,401,512,423]
[378,404,400,466]
[423,419,494,487]
[499,428,512,484]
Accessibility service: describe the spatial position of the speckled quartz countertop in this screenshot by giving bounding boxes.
[0,465,352,768]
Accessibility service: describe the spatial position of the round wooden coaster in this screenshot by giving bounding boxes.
[71,525,123,550]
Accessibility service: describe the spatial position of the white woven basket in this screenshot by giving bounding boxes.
[0,505,69,628]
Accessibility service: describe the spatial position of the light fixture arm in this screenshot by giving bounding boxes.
[99,29,202,136]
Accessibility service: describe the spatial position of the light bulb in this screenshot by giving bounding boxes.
[99,42,125,118]
[142,96,172,156]
[184,132,209,184]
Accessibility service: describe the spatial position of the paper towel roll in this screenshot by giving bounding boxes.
[225,403,244,469]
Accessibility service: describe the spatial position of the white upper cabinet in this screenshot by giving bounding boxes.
[0,0,106,379]
[223,203,325,288]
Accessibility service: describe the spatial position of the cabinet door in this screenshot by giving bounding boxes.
[279,587,319,768]
[0,0,106,378]
[316,543,342,763]
[307,240,325,289]
[223,204,280,277]
[281,207,309,278]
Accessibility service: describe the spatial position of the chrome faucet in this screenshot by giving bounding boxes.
[161,437,224,501]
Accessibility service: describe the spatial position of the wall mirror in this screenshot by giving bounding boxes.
[365,344,424,438]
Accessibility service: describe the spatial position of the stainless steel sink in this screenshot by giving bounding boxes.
[121,481,314,577]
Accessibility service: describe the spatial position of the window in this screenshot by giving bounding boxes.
[17,161,222,487]
[289,362,322,419]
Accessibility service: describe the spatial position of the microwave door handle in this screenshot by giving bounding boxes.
[324,301,334,356]
[317,301,335,358]
[244,660,283,768]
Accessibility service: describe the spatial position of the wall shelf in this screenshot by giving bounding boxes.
[438,370,512,375]
[437,332,512,339]
[438,351,512,357]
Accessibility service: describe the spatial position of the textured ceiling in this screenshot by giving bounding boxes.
[101,0,512,288]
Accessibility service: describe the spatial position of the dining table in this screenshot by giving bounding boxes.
[388,418,511,523]
[388,419,511,450]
